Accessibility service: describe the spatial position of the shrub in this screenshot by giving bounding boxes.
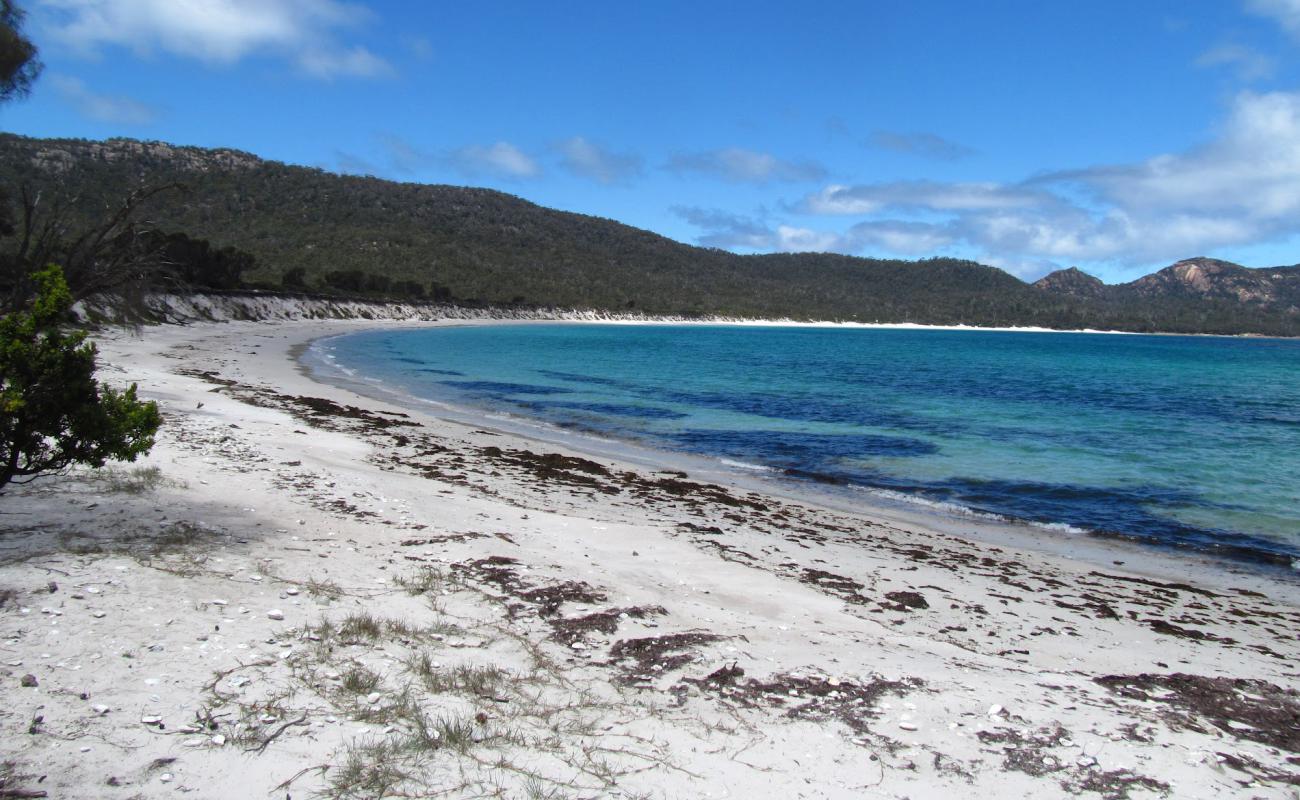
[0,264,160,490]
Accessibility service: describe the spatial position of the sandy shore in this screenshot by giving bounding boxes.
[1,318,1296,799]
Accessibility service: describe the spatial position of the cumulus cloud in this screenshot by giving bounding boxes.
[667,147,826,184]
[448,141,540,180]
[1196,43,1275,81]
[555,137,642,184]
[867,130,975,160]
[49,74,158,124]
[796,90,1300,268]
[1047,90,1300,218]
[39,0,392,78]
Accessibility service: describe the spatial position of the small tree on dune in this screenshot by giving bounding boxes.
[0,265,161,490]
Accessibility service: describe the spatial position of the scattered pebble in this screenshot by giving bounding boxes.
[266,609,285,620]
[898,721,918,731]
[988,704,1004,717]
[20,674,37,687]
[141,715,163,726]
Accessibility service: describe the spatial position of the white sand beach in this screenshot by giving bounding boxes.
[1,318,1296,799]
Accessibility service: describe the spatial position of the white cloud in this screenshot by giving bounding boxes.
[795,90,1300,268]
[667,147,826,184]
[555,137,642,184]
[1062,90,1300,218]
[672,207,844,252]
[298,44,392,78]
[39,0,392,79]
[671,207,776,250]
[49,74,158,124]
[448,141,540,180]
[803,181,1050,215]
[847,220,954,254]
[1195,43,1275,81]
[775,225,839,252]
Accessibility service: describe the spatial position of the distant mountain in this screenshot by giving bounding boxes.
[1,134,1297,336]
[1033,267,1107,298]
[1032,258,1300,333]
[1125,257,1300,313]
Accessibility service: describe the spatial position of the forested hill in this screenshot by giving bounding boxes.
[1,134,1297,336]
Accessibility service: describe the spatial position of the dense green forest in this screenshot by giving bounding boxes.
[1,134,1298,335]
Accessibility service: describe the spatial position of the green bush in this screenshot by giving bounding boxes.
[0,264,160,490]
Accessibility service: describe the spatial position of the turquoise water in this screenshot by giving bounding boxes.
[317,324,1300,570]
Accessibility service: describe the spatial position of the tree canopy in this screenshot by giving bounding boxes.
[0,0,40,103]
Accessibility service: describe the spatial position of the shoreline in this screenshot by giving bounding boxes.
[0,317,1296,798]
[301,320,1300,586]
[79,289,1300,340]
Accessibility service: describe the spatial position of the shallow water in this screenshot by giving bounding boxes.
[317,324,1300,569]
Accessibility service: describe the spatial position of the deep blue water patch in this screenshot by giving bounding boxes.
[416,368,465,376]
[670,429,939,464]
[439,380,572,396]
[526,400,689,421]
[321,324,1300,571]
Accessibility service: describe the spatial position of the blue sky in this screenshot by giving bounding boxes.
[4,0,1300,282]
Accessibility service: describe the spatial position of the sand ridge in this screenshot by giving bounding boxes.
[0,319,1296,799]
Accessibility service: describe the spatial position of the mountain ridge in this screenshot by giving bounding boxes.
[1,134,1297,336]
